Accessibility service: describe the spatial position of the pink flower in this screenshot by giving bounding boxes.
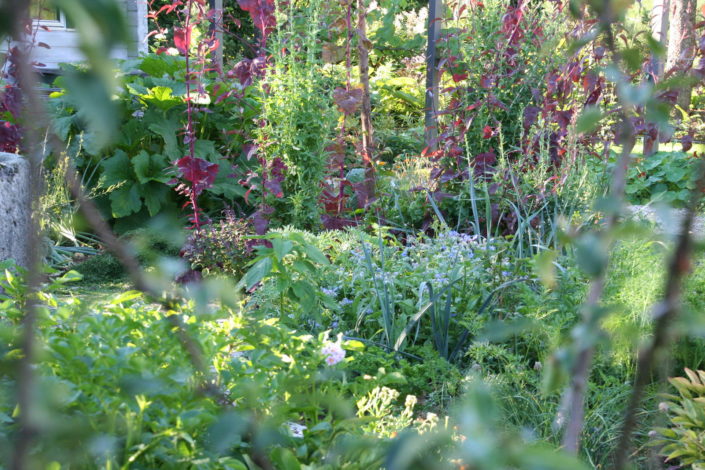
[321,340,345,366]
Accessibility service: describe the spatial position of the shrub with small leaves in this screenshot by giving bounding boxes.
[181,212,254,277]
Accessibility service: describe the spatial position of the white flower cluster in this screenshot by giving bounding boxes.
[287,421,307,438]
[393,7,428,36]
[321,339,346,366]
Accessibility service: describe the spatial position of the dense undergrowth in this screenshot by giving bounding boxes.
[3,0,705,468]
[3,220,705,468]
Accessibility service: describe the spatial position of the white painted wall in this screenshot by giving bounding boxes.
[3,0,148,71]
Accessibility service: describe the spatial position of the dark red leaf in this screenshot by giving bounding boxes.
[523,106,540,130]
[251,205,274,234]
[269,157,287,178]
[175,156,219,196]
[352,181,374,208]
[487,94,507,110]
[474,151,497,175]
[682,134,694,152]
[480,74,494,88]
[157,2,182,16]
[176,268,202,285]
[242,143,258,160]
[555,109,573,131]
[321,214,357,230]
[174,26,192,54]
[584,83,602,106]
[263,179,283,198]
[333,87,363,115]
[466,101,482,111]
[237,0,276,41]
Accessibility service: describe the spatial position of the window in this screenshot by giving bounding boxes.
[30,2,71,29]
[30,4,61,22]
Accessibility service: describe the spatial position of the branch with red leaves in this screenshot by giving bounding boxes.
[152,0,223,229]
[319,0,378,230]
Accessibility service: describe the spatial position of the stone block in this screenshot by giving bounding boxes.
[0,152,30,268]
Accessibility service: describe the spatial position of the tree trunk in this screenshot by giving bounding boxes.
[424,0,442,151]
[644,0,669,155]
[666,0,696,112]
[357,0,376,202]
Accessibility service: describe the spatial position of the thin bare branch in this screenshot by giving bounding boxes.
[559,4,637,453]
[611,161,705,469]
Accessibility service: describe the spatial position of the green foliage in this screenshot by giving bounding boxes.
[372,159,430,229]
[348,344,463,411]
[39,152,101,268]
[50,53,258,228]
[601,236,664,365]
[599,235,705,371]
[0,271,397,468]
[71,252,126,284]
[70,223,184,285]
[256,0,337,229]
[241,228,334,316]
[651,369,705,468]
[2,225,688,468]
[385,380,590,470]
[266,228,529,360]
[125,224,184,264]
[625,151,700,207]
[8,0,705,468]
[372,70,425,163]
[356,385,416,437]
[367,2,426,65]
[442,0,568,156]
[491,361,654,468]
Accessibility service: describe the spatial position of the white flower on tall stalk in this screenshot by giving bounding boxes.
[321,336,346,366]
